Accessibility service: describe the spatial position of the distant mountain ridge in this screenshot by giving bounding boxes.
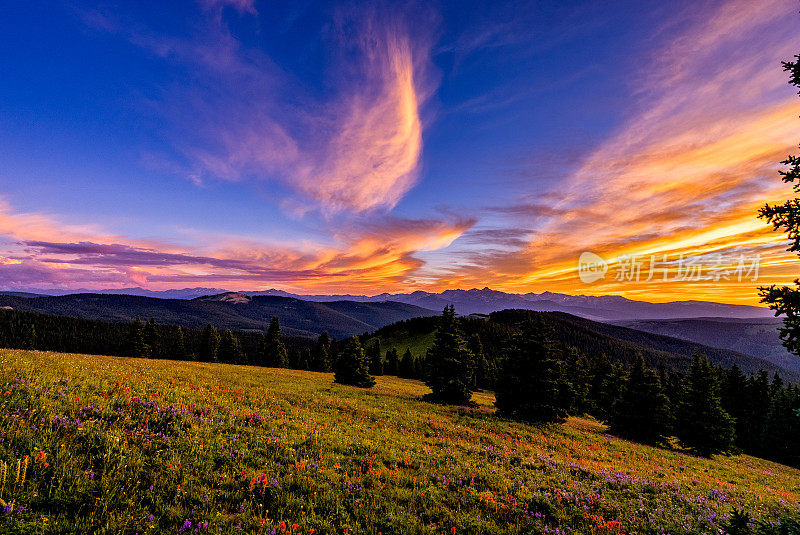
[2,286,773,320]
[0,293,437,339]
[613,317,799,372]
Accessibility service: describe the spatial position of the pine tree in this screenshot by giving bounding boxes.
[758,53,800,357]
[199,324,220,363]
[495,317,567,423]
[609,354,670,444]
[22,322,36,350]
[334,336,375,388]
[677,354,735,457]
[260,316,288,368]
[143,318,158,358]
[127,317,149,358]
[721,364,749,451]
[329,337,339,368]
[568,350,594,414]
[468,333,495,389]
[744,370,771,454]
[399,348,415,378]
[588,353,613,418]
[385,348,400,376]
[174,326,192,361]
[762,386,800,466]
[424,305,474,404]
[311,332,332,371]
[368,340,384,375]
[219,330,245,363]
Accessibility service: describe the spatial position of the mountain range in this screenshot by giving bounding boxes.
[0,287,796,378]
[2,287,773,320]
[0,292,436,339]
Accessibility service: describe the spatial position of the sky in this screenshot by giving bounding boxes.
[0,0,799,304]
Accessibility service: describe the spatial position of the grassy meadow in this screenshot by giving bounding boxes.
[0,349,798,534]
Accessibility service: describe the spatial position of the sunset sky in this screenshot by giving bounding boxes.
[1,0,799,304]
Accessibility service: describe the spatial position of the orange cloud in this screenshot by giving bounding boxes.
[298,30,426,212]
[433,0,800,304]
[0,198,473,293]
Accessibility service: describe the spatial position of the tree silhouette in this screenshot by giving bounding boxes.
[127,317,149,358]
[199,324,220,362]
[609,354,670,444]
[219,330,245,363]
[260,316,288,368]
[677,354,735,456]
[424,305,474,404]
[334,336,375,388]
[311,332,331,371]
[399,348,415,378]
[367,340,384,375]
[143,318,158,358]
[495,316,567,424]
[759,53,800,357]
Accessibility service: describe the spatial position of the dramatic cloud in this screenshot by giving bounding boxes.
[116,2,433,213]
[0,201,472,293]
[436,0,800,303]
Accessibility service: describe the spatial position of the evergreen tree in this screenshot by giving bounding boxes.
[199,324,220,363]
[385,348,400,376]
[22,322,36,350]
[260,316,288,368]
[174,326,192,361]
[744,370,771,454]
[368,340,384,375]
[399,348,415,378]
[722,364,749,450]
[609,354,670,444]
[334,336,375,388]
[311,332,332,372]
[329,337,339,368]
[677,354,736,456]
[762,386,800,466]
[469,333,496,389]
[758,53,800,357]
[287,348,301,369]
[424,305,474,404]
[219,330,245,363]
[588,353,613,417]
[127,317,149,358]
[568,350,594,414]
[495,317,567,423]
[143,318,158,358]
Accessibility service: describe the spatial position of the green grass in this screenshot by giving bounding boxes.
[0,349,798,534]
[373,330,434,359]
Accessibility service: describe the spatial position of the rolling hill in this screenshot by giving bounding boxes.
[0,292,437,338]
[613,317,800,372]
[368,310,800,381]
[1,348,797,533]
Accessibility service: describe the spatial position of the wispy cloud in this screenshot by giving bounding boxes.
[95,2,435,213]
[434,0,800,303]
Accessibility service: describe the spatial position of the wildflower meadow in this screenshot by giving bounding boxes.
[0,349,798,534]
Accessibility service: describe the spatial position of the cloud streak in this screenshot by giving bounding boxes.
[430,0,800,303]
[0,200,473,293]
[113,2,433,213]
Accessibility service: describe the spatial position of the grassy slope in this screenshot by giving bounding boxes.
[374,330,436,359]
[0,350,798,535]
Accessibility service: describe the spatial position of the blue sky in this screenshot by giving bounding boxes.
[0,0,798,302]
